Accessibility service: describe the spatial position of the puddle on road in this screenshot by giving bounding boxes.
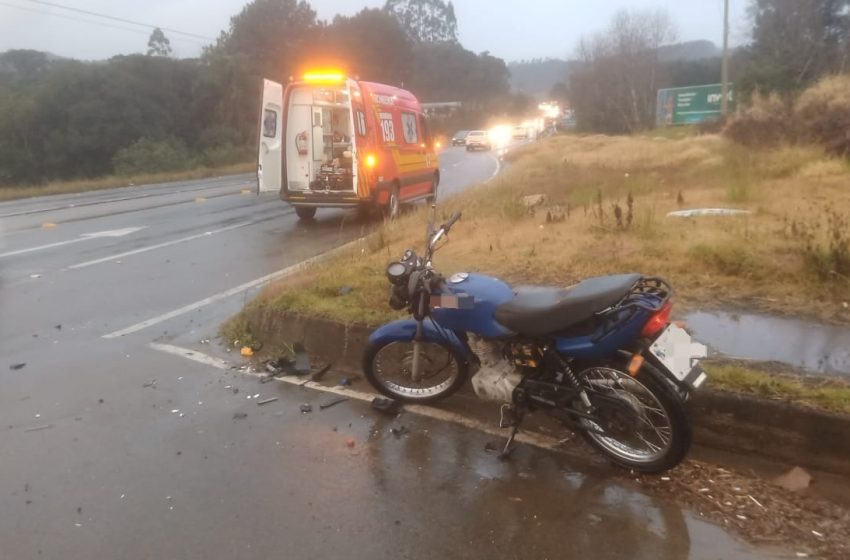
[684,310,850,376]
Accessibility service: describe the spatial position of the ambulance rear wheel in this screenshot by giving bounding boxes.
[295,206,316,220]
[426,177,437,204]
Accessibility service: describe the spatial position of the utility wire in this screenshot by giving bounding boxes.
[21,0,215,41]
[0,0,209,45]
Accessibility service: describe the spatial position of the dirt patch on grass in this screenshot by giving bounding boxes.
[252,133,850,327]
[0,161,254,202]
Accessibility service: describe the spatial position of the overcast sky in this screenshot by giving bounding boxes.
[0,0,750,62]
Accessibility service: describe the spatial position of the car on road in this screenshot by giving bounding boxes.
[465,130,491,151]
[451,130,469,146]
[512,125,528,139]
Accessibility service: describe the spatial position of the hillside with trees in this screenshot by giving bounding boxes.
[567,0,850,135]
[0,0,514,187]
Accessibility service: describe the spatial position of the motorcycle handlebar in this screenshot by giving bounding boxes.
[443,211,462,232]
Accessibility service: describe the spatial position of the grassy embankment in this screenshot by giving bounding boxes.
[0,161,254,202]
[247,133,850,325]
[228,133,850,410]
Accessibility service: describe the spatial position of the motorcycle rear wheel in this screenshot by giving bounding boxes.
[575,360,691,473]
[363,340,469,403]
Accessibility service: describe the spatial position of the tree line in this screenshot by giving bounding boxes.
[0,0,519,186]
[568,0,850,134]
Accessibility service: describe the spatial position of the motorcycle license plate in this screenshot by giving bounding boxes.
[649,325,708,389]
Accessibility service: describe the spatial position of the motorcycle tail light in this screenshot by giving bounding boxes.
[640,300,673,338]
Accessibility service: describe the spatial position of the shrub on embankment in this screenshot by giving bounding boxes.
[724,74,850,158]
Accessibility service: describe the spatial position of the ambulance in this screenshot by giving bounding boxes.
[258,70,440,220]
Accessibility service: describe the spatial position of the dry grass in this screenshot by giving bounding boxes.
[251,133,850,327]
[0,161,254,202]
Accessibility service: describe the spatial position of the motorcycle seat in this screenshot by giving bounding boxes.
[494,274,641,336]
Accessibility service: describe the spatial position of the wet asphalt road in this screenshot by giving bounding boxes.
[1,146,784,559]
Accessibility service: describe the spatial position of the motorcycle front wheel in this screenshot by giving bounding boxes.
[575,360,692,473]
[363,340,469,403]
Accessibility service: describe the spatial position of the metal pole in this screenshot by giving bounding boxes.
[721,0,730,116]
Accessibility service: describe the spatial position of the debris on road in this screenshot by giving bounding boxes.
[338,377,352,387]
[299,403,313,414]
[265,361,284,375]
[9,363,26,370]
[232,412,248,420]
[319,396,349,410]
[774,466,812,492]
[310,363,333,382]
[345,438,356,448]
[484,441,499,453]
[257,397,278,406]
[24,424,54,432]
[142,380,156,388]
[371,397,402,415]
[634,461,849,559]
[240,346,254,357]
[390,426,409,438]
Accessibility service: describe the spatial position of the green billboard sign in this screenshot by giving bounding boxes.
[656,83,734,126]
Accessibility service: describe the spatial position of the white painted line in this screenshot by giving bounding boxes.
[149,342,230,369]
[103,236,364,338]
[484,152,502,183]
[69,222,250,270]
[148,342,561,452]
[0,226,146,259]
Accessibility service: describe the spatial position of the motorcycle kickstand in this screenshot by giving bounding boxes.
[498,406,525,460]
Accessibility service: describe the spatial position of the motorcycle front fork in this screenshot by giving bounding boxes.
[410,339,423,382]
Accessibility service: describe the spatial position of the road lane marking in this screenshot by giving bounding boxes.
[149,343,231,369]
[68,222,252,270]
[102,236,365,338]
[0,226,146,259]
[0,175,253,219]
[148,342,563,453]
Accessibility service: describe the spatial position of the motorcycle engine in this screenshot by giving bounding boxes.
[468,336,523,403]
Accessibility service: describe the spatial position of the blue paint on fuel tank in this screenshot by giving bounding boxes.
[431,273,515,338]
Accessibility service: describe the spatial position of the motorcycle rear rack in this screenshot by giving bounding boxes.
[590,276,673,343]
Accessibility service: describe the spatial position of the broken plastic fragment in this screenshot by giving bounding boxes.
[240,346,254,357]
[371,397,402,415]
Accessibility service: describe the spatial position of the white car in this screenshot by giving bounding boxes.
[465,130,491,151]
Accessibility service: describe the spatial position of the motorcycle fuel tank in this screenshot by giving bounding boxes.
[430,273,515,338]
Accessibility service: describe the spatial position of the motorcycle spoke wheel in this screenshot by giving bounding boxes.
[371,341,461,400]
[580,367,674,464]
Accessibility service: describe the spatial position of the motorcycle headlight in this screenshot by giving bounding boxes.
[386,261,410,285]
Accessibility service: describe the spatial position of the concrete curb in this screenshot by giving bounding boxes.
[241,308,850,476]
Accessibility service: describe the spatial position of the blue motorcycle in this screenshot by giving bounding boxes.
[363,211,708,472]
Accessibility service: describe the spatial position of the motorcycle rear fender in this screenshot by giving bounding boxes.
[369,319,474,361]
